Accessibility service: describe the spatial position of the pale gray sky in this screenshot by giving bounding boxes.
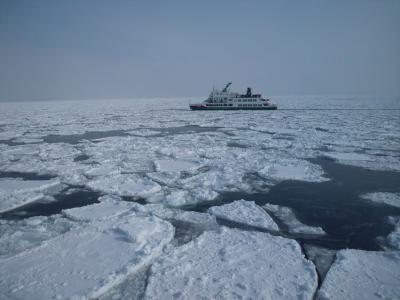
[0,0,399,101]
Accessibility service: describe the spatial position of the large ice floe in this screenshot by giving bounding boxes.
[264,203,325,235]
[145,228,318,299]
[360,192,400,208]
[318,250,400,300]
[0,178,61,213]
[258,159,327,182]
[0,199,174,299]
[208,199,279,231]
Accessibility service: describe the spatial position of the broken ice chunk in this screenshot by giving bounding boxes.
[0,212,174,299]
[145,228,318,300]
[360,192,400,208]
[208,199,279,231]
[318,250,400,300]
[264,203,325,235]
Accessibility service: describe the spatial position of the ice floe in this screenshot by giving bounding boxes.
[383,216,400,250]
[258,159,327,182]
[0,178,61,213]
[208,199,279,230]
[145,228,318,299]
[318,250,400,300]
[154,159,198,172]
[264,203,326,235]
[0,206,174,299]
[360,192,400,208]
[0,215,75,258]
[87,174,161,198]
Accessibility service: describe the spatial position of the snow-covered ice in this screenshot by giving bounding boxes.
[382,216,400,250]
[154,159,199,172]
[0,206,174,299]
[208,199,279,231]
[318,250,400,300]
[361,192,400,208]
[87,174,161,198]
[258,159,327,182]
[0,178,61,213]
[145,228,318,299]
[264,203,326,235]
[0,215,75,258]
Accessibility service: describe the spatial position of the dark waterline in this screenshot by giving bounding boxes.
[0,171,56,180]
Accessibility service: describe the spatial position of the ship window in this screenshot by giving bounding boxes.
[238,99,241,102]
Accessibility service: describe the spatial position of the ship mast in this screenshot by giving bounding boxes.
[222,82,232,93]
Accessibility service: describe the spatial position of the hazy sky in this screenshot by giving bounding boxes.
[0,0,399,101]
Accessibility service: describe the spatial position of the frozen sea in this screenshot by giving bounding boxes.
[1,95,400,299]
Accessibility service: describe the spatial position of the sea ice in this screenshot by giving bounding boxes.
[360,192,400,208]
[208,199,279,231]
[0,209,174,299]
[145,228,318,299]
[154,159,199,172]
[62,196,137,222]
[383,216,400,250]
[318,250,400,300]
[87,174,161,198]
[264,203,326,235]
[0,215,75,258]
[0,178,60,213]
[258,159,327,182]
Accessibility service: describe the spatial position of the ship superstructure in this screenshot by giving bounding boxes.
[190,82,277,110]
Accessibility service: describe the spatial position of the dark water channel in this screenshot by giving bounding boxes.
[0,188,101,220]
[189,157,400,251]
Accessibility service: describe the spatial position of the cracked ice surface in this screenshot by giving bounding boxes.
[318,250,400,300]
[264,203,326,235]
[1,97,399,207]
[0,201,174,299]
[145,228,318,300]
[0,215,75,258]
[208,199,279,230]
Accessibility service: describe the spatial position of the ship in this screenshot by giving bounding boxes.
[189,82,277,110]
